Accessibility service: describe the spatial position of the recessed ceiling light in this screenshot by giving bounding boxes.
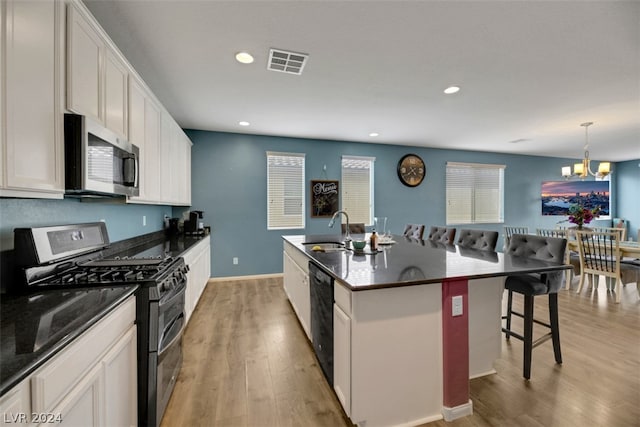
[238,121,250,126]
[444,86,460,94]
[235,52,254,64]
[369,132,379,137]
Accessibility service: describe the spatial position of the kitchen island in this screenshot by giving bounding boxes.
[283,234,571,426]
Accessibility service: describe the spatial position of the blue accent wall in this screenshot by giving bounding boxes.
[615,159,640,240]
[0,198,171,251]
[181,130,640,278]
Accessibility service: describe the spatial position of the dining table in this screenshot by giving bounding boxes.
[564,239,640,290]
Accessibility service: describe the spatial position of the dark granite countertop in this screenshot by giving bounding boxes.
[109,233,209,260]
[0,285,138,396]
[284,233,572,291]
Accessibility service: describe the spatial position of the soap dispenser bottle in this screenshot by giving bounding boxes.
[370,229,378,251]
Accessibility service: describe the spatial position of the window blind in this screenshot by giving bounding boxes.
[267,152,305,230]
[446,162,505,225]
[341,156,375,226]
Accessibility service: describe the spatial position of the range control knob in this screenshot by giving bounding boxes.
[161,280,172,293]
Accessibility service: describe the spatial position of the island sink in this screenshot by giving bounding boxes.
[302,242,349,252]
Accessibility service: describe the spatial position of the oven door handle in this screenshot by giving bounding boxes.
[158,312,185,357]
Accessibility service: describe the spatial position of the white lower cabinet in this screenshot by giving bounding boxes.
[333,302,351,417]
[332,282,444,426]
[102,327,137,427]
[50,363,102,427]
[0,296,137,427]
[282,247,311,340]
[0,379,30,426]
[184,236,211,323]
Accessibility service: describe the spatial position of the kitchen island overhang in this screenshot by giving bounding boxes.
[284,233,570,291]
[282,234,572,426]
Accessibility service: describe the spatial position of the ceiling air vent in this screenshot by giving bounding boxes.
[268,48,308,75]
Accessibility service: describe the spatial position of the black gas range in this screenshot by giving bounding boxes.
[13,222,187,427]
[22,254,184,297]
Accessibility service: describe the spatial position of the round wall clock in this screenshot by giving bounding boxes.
[397,154,426,187]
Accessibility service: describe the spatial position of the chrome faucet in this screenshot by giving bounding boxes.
[328,210,351,241]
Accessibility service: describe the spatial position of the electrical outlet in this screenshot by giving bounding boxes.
[233,257,239,265]
[142,215,147,226]
[452,295,463,317]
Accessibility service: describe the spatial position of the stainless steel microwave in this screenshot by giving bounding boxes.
[64,114,139,197]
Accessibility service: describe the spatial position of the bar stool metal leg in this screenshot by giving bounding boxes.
[523,295,534,380]
[505,290,513,339]
[549,293,562,364]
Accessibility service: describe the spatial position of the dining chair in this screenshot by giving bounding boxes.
[456,229,499,252]
[575,231,639,303]
[403,224,425,240]
[537,228,579,284]
[341,223,366,234]
[502,234,567,379]
[426,226,456,244]
[503,226,529,250]
[536,228,566,238]
[590,226,627,241]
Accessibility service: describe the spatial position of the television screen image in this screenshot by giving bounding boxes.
[541,181,610,217]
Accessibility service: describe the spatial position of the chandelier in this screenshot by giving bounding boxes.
[561,122,611,179]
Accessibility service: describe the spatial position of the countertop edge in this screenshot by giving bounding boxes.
[283,234,572,291]
[0,285,138,397]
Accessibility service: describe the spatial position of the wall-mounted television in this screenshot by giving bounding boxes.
[541,180,610,218]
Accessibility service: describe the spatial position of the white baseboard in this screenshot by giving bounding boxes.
[390,413,444,427]
[442,400,473,421]
[207,273,283,283]
[470,368,497,379]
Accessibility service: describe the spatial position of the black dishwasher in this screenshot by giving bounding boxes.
[309,261,334,386]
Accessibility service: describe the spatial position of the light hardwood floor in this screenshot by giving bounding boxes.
[161,277,640,427]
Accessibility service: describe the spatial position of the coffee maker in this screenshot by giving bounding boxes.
[184,210,205,235]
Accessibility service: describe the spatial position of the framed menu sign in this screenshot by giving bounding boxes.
[311,180,339,217]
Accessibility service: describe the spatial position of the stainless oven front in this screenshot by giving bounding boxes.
[156,285,185,423]
[145,275,186,426]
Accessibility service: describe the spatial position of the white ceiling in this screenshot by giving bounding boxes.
[84,0,640,162]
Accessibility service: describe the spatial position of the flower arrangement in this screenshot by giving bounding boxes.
[567,204,601,229]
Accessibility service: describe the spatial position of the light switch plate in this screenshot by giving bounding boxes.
[452,295,463,316]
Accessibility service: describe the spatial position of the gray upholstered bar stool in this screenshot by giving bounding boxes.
[455,229,499,251]
[502,234,567,380]
[403,224,425,240]
[427,226,456,244]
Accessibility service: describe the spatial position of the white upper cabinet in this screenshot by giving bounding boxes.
[66,0,191,206]
[1,0,190,203]
[159,111,191,206]
[66,2,128,139]
[143,97,163,202]
[0,0,64,198]
[160,112,174,203]
[172,126,192,206]
[128,76,163,204]
[66,2,102,122]
[104,48,128,139]
[182,132,192,205]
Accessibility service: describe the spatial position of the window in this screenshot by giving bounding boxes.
[446,162,505,225]
[341,155,375,226]
[267,152,305,230]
